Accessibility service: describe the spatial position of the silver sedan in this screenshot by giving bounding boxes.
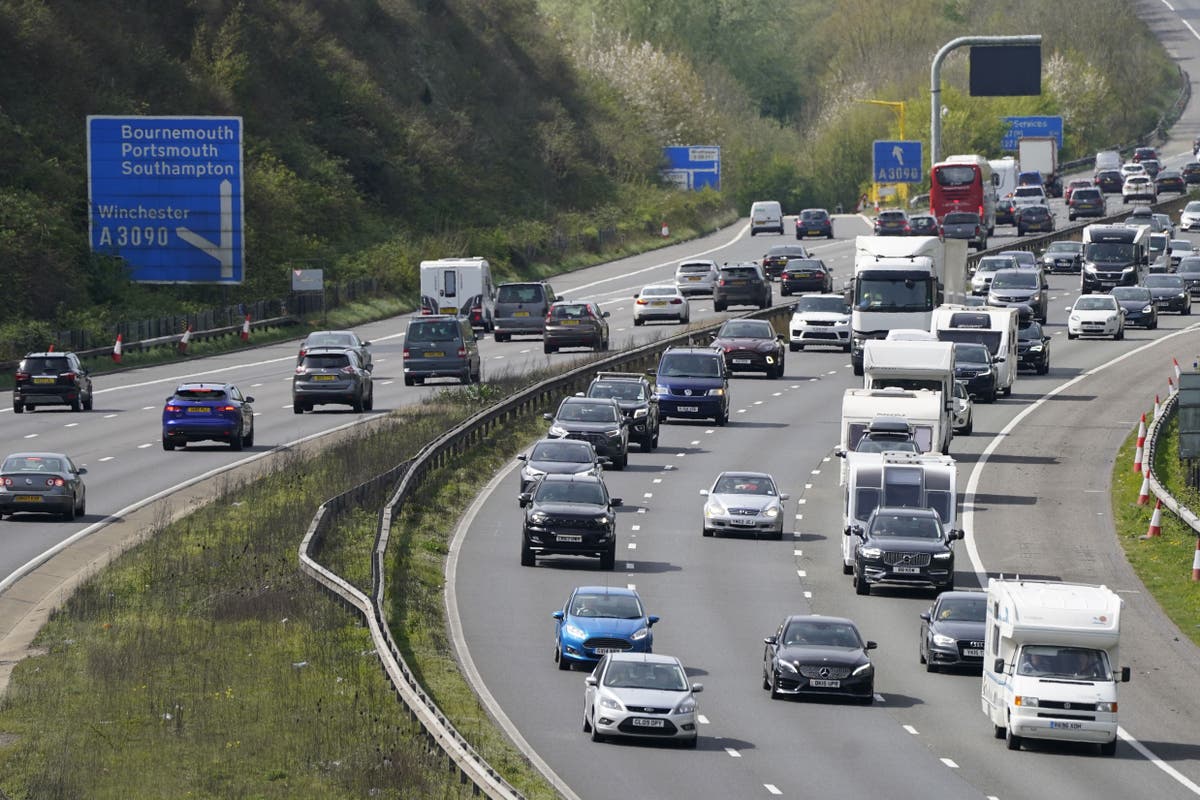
[583,653,702,747]
[700,471,788,539]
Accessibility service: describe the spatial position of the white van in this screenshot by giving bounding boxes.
[1094,150,1121,174]
[930,305,1019,397]
[750,201,784,236]
[419,257,496,331]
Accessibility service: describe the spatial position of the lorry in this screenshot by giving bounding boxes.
[862,339,955,454]
[982,579,1130,756]
[1017,136,1062,198]
[850,236,969,375]
[419,257,497,331]
[837,450,957,574]
[930,305,1019,398]
[838,387,948,486]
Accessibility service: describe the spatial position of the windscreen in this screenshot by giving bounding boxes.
[721,267,759,280]
[1144,275,1184,288]
[713,474,777,495]
[2,456,65,472]
[571,593,644,619]
[301,354,351,369]
[659,353,722,378]
[940,330,1002,356]
[1018,646,1111,681]
[990,271,1037,289]
[549,304,590,319]
[1074,297,1118,311]
[588,381,644,401]
[936,595,986,622]
[407,321,459,342]
[603,661,687,691]
[855,271,935,313]
[175,388,227,400]
[935,165,978,186]
[1085,242,1136,262]
[868,512,941,538]
[719,320,773,339]
[534,480,605,505]
[796,296,846,313]
[19,357,69,374]
[782,620,862,648]
[497,285,542,303]
[530,441,591,463]
[557,403,619,423]
[944,212,979,224]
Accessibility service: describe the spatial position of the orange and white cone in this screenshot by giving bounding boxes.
[1134,413,1146,473]
[240,315,250,341]
[47,344,55,352]
[1143,499,1163,538]
[1153,394,1162,420]
[1136,470,1151,505]
[1169,376,1176,395]
[1191,537,1200,581]
[111,334,122,363]
[661,221,670,238]
[1174,357,1182,380]
[178,324,192,354]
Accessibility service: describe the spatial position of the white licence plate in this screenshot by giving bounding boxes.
[731,519,756,526]
[1050,721,1083,730]
[894,565,922,574]
[964,648,984,658]
[732,358,752,364]
[631,718,666,728]
[556,534,582,543]
[592,647,623,654]
[677,405,699,413]
[809,679,840,688]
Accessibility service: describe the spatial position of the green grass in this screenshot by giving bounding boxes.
[1110,411,1200,647]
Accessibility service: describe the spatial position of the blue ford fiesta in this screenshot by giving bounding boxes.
[553,586,659,670]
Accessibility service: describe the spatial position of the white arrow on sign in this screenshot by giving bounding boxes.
[892,145,904,166]
[177,179,234,279]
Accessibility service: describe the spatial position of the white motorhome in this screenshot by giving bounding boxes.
[862,339,956,453]
[850,236,969,375]
[838,451,957,574]
[982,579,1130,756]
[419,257,496,331]
[930,305,1019,397]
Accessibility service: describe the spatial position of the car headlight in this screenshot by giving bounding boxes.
[654,386,669,396]
[630,626,650,641]
[932,633,957,647]
[604,428,622,438]
[705,499,728,517]
[523,466,546,479]
[1070,314,1080,322]
[1123,265,1136,272]
[859,546,883,558]
[596,515,609,526]
[599,695,623,710]
[674,696,698,715]
[1083,265,1097,274]
[932,551,953,559]
[563,624,586,639]
[633,407,648,419]
[574,464,597,475]
[763,506,780,519]
[1029,344,1043,352]
[707,388,725,396]
[851,662,874,677]
[1179,292,1188,299]
[547,424,568,437]
[530,512,549,525]
[1107,315,1118,324]
[1142,305,1153,313]
[777,659,798,674]
[1014,695,1039,707]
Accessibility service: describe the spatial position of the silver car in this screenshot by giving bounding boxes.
[674,259,719,295]
[0,452,87,521]
[700,471,788,539]
[952,381,973,435]
[516,438,607,494]
[970,255,1019,295]
[583,653,702,747]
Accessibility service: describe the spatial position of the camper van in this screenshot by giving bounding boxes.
[419,257,496,331]
[982,579,1130,756]
[930,305,1018,397]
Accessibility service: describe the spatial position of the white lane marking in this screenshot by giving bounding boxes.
[809,377,819,382]
[804,483,812,489]
[797,498,807,504]
[765,786,782,796]
[104,414,117,419]
[772,392,782,397]
[64,423,79,428]
[283,404,294,409]
[627,543,636,550]
[652,478,662,484]
[382,380,394,386]
[822,456,830,462]
[941,758,959,769]
[98,456,115,462]
[874,693,885,703]
[141,406,154,411]
[794,513,803,520]
[705,429,715,434]
[22,434,37,439]
[643,492,653,499]
[520,349,531,354]
[797,570,807,578]
[251,383,263,387]
[631,525,641,531]
[737,408,746,414]
[637,508,646,514]
[1162,0,1175,11]
[725,747,741,758]
[1185,19,1200,42]
[803,591,812,599]
[962,319,1200,796]
[793,549,802,556]
[826,370,838,375]
[627,583,636,590]
[137,443,152,449]
[493,355,504,360]
[903,725,919,735]
[790,384,800,389]
[690,440,701,445]
[753,400,763,406]
[697,714,710,725]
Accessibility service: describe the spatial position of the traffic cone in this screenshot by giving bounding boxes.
[47,344,54,352]
[661,220,670,238]
[1134,413,1146,473]
[1153,394,1162,420]
[1191,537,1200,581]
[1174,357,1182,380]
[1136,470,1151,505]
[1143,500,1163,538]
[111,334,122,363]
[240,315,250,341]
[178,324,192,354]
[1169,376,1176,396]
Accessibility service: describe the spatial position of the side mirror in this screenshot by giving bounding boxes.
[851,525,865,538]
[552,610,564,621]
[602,311,611,318]
[585,675,598,687]
[865,641,878,650]
[690,683,704,693]
[598,456,612,467]
[518,493,532,507]
[779,493,790,501]
[245,396,255,403]
[646,369,657,377]
[362,340,371,347]
[633,293,639,299]
[1043,336,1051,345]
[994,658,1006,674]
[699,489,709,496]
[919,611,932,622]
[543,412,553,421]
[949,529,964,541]
[834,447,847,458]
[993,356,1005,363]
[76,467,88,475]
[1121,666,1131,683]
[764,635,778,645]
[516,454,527,462]
[611,498,623,507]
[648,615,660,626]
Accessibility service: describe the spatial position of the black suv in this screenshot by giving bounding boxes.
[585,372,660,452]
[850,506,962,596]
[519,473,622,569]
[714,263,772,311]
[1016,320,1050,375]
[544,396,630,468]
[760,244,809,280]
[13,352,93,413]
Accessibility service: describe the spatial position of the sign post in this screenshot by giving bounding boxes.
[1001,116,1063,151]
[87,115,245,284]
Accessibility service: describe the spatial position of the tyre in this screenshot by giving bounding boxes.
[633,317,644,326]
[1149,318,1158,330]
[583,712,592,733]
[1038,360,1049,376]
[230,426,244,451]
[681,736,698,749]
[780,287,790,297]
[714,301,726,312]
[1006,726,1022,751]
[613,451,628,470]
[82,393,93,411]
[775,360,786,378]
[789,342,800,352]
[556,647,571,671]
[768,671,783,700]
[771,528,783,541]
[494,332,509,343]
[919,645,926,664]
[460,368,472,386]
[1068,331,1077,340]
[1099,738,1118,756]
[641,438,654,453]
[352,394,365,412]
[520,541,535,567]
[1115,327,1124,341]
[364,391,374,411]
[599,542,616,571]
[591,720,605,743]
[70,397,82,412]
[993,724,1007,740]
[62,501,75,522]
[404,376,415,386]
[854,566,869,596]
[12,401,22,414]
[843,343,852,353]
[77,495,86,517]
[1185,302,1192,316]
[1001,384,1011,397]
[162,437,175,451]
[852,361,864,377]
[702,527,713,537]
[715,409,728,426]
[768,364,779,380]
[962,417,973,435]
[842,561,853,575]
[925,657,939,673]
[544,344,556,354]
[243,424,254,448]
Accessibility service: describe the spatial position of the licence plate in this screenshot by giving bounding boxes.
[688,277,701,282]
[793,272,812,278]
[561,320,579,326]
[809,679,840,688]
[33,377,55,385]
[424,351,444,358]
[963,648,984,658]
[808,229,822,235]
[732,358,752,364]
[652,301,667,307]
[894,565,922,574]
[187,407,211,413]
[312,374,336,381]
[1050,721,1083,730]
[631,718,666,728]
[731,519,755,526]
[14,495,43,503]
[439,307,457,314]
[513,311,530,317]
[729,280,746,286]
[592,647,623,654]
[677,405,699,413]
[556,534,582,543]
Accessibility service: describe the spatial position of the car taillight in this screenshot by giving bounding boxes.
[340,366,357,375]
[719,279,727,286]
[46,477,64,487]
[903,224,911,233]
[670,298,683,304]
[294,366,306,375]
[14,371,29,381]
[457,347,467,358]
[636,298,647,305]
[299,348,308,358]
[62,372,76,381]
[420,308,432,315]
[165,404,182,412]
[2,478,11,487]
[975,226,981,235]
[217,405,236,412]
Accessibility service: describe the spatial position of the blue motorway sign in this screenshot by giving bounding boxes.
[1001,115,1063,151]
[87,116,244,284]
[873,140,923,183]
[660,145,721,190]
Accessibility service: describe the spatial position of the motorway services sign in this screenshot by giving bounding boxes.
[1001,115,1063,151]
[873,140,923,183]
[87,116,244,284]
[661,145,721,190]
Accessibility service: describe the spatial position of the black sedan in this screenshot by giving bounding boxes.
[1178,258,1200,295]
[779,258,833,296]
[760,244,809,280]
[1016,321,1051,374]
[1095,169,1124,194]
[710,318,786,378]
[1143,274,1193,314]
[1156,170,1186,195]
[873,210,910,235]
[1040,241,1083,273]
[762,615,876,703]
[953,342,999,403]
[0,452,87,521]
[1182,161,1200,185]
[1110,286,1158,329]
[919,591,987,673]
[909,214,939,236]
[1015,205,1054,236]
[516,438,607,494]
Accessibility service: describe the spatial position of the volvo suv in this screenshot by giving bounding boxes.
[850,506,962,596]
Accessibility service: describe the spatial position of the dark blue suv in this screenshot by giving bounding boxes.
[651,347,730,425]
[162,382,255,451]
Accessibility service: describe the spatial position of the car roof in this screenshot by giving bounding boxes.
[411,314,460,321]
[561,395,620,406]
[21,352,72,358]
[573,585,639,598]
[303,347,357,355]
[305,330,357,337]
[783,614,858,628]
[498,280,548,286]
[663,346,723,356]
[872,505,941,518]
[715,470,774,480]
[539,472,604,484]
[3,451,72,461]
[603,652,680,665]
[173,382,232,391]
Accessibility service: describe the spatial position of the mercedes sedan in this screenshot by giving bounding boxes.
[700,471,788,539]
[762,615,877,703]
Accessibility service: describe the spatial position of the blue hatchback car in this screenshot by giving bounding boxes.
[651,347,730,426]
[553,586,659,670]
[162,382,255,451]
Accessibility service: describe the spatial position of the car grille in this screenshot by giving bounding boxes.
[726,349,762,360]
[956,369,982,378]
[728,507,759,516]
[1037,700,1101,712]
[805,319,837,327]
[583,637,632,651]
[566,432,610,449]
[882,552,931,567]
[991,294,1025,303]
[544,516,608,530]
[798,665,852,679]
[801,331,840,341]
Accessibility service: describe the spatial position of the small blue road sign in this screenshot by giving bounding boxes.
[873,140,923,183]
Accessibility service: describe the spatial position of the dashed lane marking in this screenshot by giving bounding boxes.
[903,725,919,735]
[627,543,637,550]
[765,786,782,796]
[22,434,36,439]
[697,714,710,725]
[725,748,741,758]
[793,549,802,556]
[625,563,635,570]
[941,758,959,769]
[631,525,640,531]
[803,591,812,599]
[137,443,152,449]
[99,456,115,462]
[104,414,117,419]
[64,423,78,428]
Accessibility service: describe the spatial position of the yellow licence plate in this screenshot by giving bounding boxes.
[729,280,746,286]
[312,374,336,381]
[439,307,456,314]
[652,301,667,306]
[186,407,210,413]
[688,277,701,281]
[33,377,55,385]
[424,351,444,357]
[560,320,579,326]
[14,495,43,503]
[513,311,530,317]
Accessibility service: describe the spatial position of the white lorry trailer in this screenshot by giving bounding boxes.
[419,257,496,331]
[1018,136,1061,198]
[982,579,1130,756]
[862,339,955,453]
[838,450,957,574]
[850,236,969,375]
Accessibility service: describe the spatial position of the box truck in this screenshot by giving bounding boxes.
[982,579,1130,756]
[1017,136,1061,197]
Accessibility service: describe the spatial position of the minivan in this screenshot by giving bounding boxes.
[493,281,556,342]
[402,315,482,385]
[750,200,784,236]
[650,347,730,425]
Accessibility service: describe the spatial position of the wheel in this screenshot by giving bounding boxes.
[858,690,875,706]
[771,528,783,541]
[12,401,23,414]
[230,425,244,451]
[162,437,176,451]
[919,644,926,664]
[364,391,374,411]
[1006,726,1022,751]
[70,397,82,412]
[1001,384,1011,397]
[702,527,713,537]
[602,337,609,351]
[63,501,76,522]
[599,542,616,570]
[715,409,728,426]
[769,671,783,700]
[852,361,864,377]
[1115,327,1124,341]
[768,364,780,380]
[544,344,556,354]
[854,565,869,595]
[1099,738,1118,756]
[775,360,786,378]
[789,342,800,352]
[993,724,1007,740]
[591,719,605,743]
[243,424,254,448]
[714,302,726,312]
[633,317,644,326]
[843,343,852,353]
[1067,331,1077,340]
[641,438,654,453]
[403,376,415,386]
[556,647,571,671]
[82,393,93,411]
[520,541,535,567]
[1149,318,1158,330]
[494,332,509,343]
[1185,302,1192,316]
[681,736,698,749]
[583,711,592,732]
[613,451,628,470]
[963,417,973,435]
[1038,360,1049,376]
[781,287,790,297]
[352,394,365,412]
[77,495,85,517]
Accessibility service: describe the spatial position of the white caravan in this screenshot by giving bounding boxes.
[862,339,956,453]
[930,305,1019,397]
[419,257,496,331]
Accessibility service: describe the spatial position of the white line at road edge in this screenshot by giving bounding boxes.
[0,413,381,595]
[445,460,583,800]
[962,320,1200,796]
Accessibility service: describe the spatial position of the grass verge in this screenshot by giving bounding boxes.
[1110,411,1200,648]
